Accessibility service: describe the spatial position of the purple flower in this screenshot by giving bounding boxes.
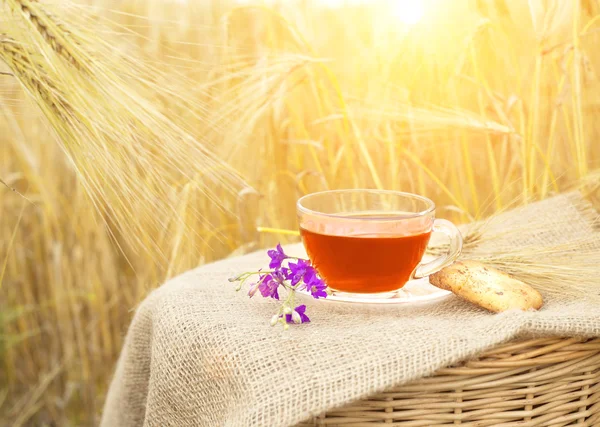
[307,275,327,299]
[287,259,316,287]
[258,274,280,300]
[272,269,288,284]
[267,244,287,269]
[285,305,310,324]
[232,246,329,326]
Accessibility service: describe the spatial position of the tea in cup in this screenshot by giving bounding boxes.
[297,190,462,296]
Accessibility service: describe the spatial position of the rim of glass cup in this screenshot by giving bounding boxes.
[296,189,435,221]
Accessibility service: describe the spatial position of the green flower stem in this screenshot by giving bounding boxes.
[229,270,275,282]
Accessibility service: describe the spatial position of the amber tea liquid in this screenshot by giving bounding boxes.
[300,217,431,294]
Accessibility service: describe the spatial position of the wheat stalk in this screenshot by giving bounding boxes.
[0,35,69,117]
[1,3,247,260]
[4,0,84,70]
[436,193,600,300]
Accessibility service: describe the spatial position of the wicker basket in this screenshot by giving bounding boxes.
[299,337,600,426]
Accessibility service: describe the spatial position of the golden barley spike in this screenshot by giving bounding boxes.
[3,0,87,71]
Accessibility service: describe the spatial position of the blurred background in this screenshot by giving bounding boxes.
[1,0,600,425]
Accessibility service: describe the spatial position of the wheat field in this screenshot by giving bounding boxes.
[1,0,599,425]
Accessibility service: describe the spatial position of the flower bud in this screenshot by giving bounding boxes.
[228,274,244,282]
[292,310,302,324]
[247,283,259,298]
[270,314,279,326]
[283,323,289,330]
[282,306,293,315]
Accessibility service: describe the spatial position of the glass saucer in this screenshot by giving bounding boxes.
[297,275,451,305]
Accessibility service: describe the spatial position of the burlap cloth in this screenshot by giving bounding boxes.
[101,193,600,427]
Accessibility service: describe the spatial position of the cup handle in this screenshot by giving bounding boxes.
[413,219,463,279]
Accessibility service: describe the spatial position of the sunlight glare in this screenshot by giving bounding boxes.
[305,1,426,25]
[230,0,426,26]
[390,0,425,25]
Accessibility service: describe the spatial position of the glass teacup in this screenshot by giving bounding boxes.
[297,189,462,297]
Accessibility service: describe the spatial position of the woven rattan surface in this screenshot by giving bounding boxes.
[299,337,600,426]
